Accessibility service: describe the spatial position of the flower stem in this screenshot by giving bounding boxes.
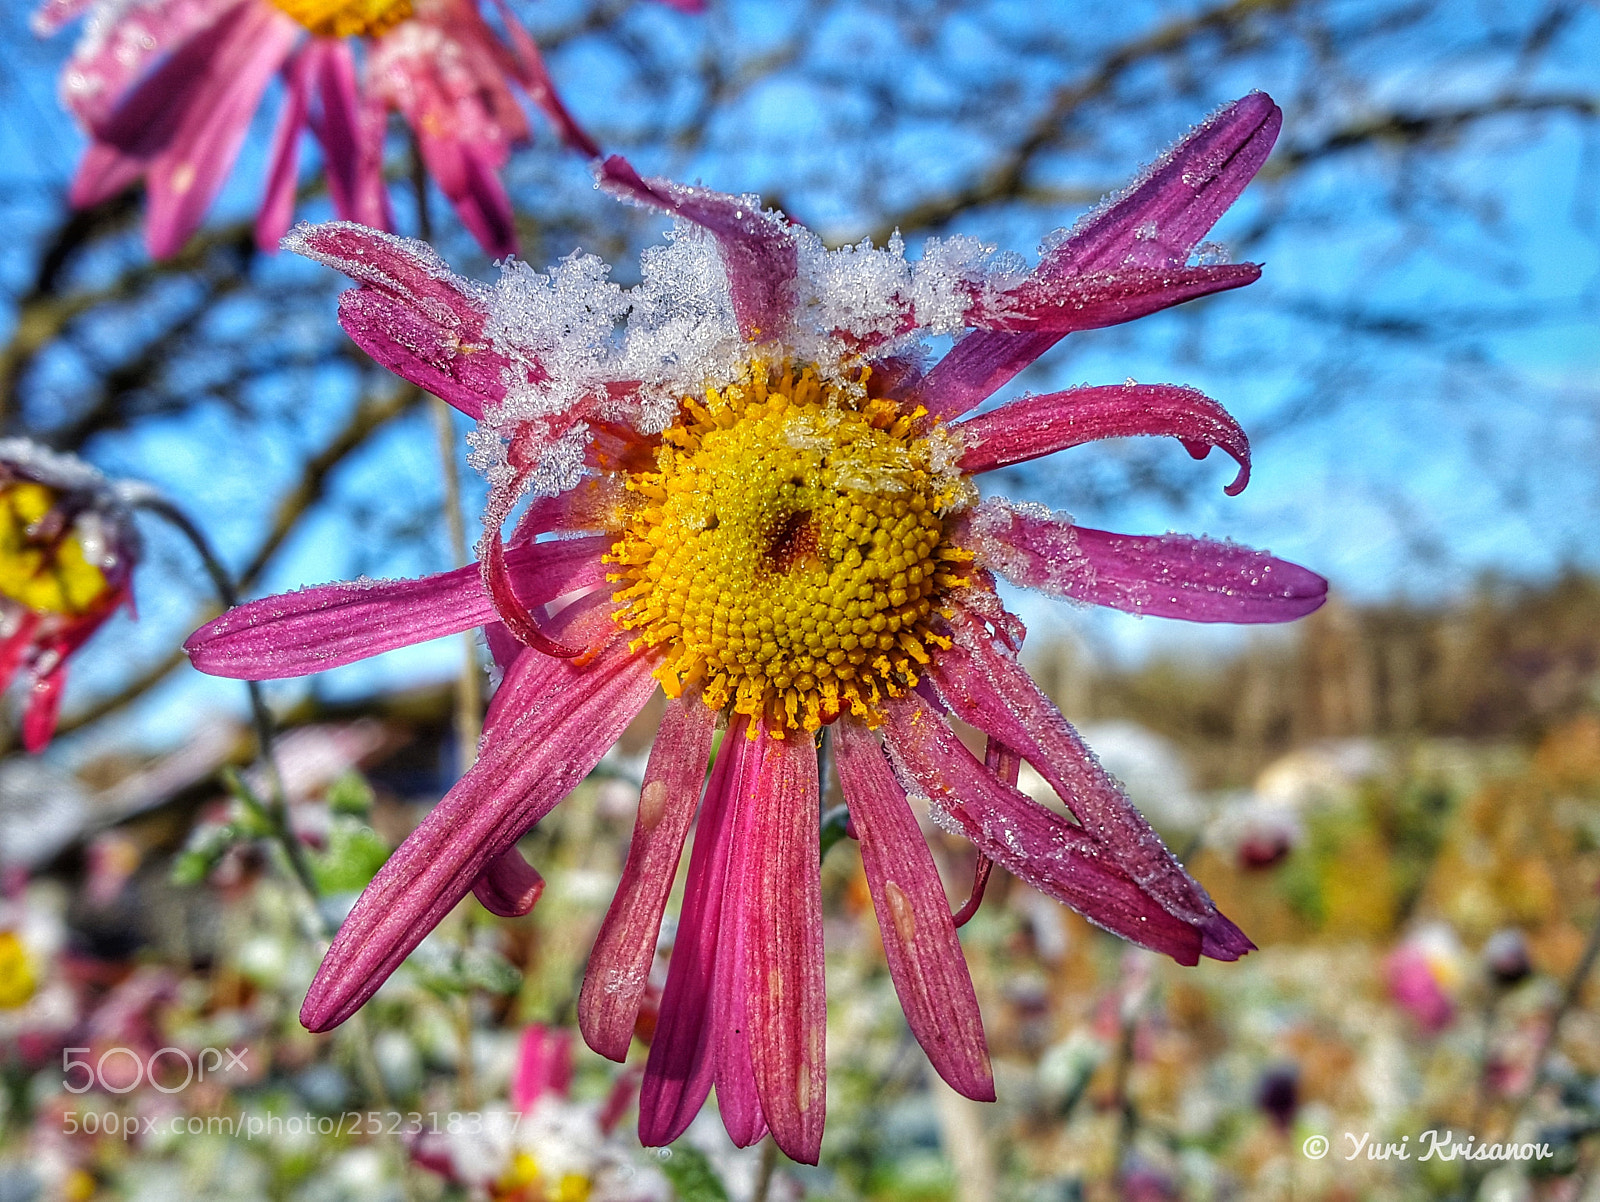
[123,488,322,911]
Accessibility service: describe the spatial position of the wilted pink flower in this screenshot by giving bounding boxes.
[36,0,603,259]
[188,93,1326,1162]
[0,441,139,752]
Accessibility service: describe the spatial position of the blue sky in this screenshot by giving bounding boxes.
[1,1,1595,752]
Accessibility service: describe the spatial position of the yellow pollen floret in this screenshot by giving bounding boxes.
[608,362,971,736]
[269,0,413,37]
[0,483,110,617]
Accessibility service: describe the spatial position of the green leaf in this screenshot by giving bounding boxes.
[657,1144,730,1202]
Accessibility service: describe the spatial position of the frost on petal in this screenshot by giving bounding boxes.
[835,717,994,1101]
[600,156,800,343]
[881,692,1216,964]
[916,93,1282,420]
[288,221,517,420]
[926,600,1224,931]
[300,603,659,1033]
[953,383,1251,494]
[965,263,1262,335]
[952,499,1327,623]
[184,534,608,680]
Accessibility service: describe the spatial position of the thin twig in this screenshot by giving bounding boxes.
[411,135,483,776]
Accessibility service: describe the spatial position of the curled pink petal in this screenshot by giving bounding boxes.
[481,522,581,659]
[288,221,523,419]
[471,845,546,917]
[744,721,826,1165]
[185,535,607,679]
[599,156,799,342]
[580,694,716,1062]
[639,713,752,1147]
[301,603,657,1032]
[917,93,1281,421]
[954,383,1250,494]
[835,717,994,1102]
[880,692,1212,965]
[952,499,1327,623]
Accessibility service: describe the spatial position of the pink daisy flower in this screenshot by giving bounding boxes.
[0,442,140,752]
[35,0,602,259]
[187,92,1325,1163]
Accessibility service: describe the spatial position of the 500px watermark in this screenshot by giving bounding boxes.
[61,1046,249,1094]
[1302,1131,1555,1163]
[63,1110,525,1141]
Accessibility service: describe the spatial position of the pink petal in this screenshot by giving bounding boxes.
[711,727,770,1149]
[185,535,607,679]
[1055,93,1282,274]
[414,132,518,259]
[290,222,517,419]
[952,499,1327,623]
[301,602,657,1032]
[880,691,1211,964]
[953,384,1251,495]
[965,263,1261,335]
[255,44,317,253]
[639,713,751,1147]
[143,5,300,258]
[834,717,994,1102]
[512,1024,573,1110]
[916,93,1281,421]
[307,40,381,228]
[927,602,1218,929]
[486,0,601,158]
[90,1,256,158]
[56,0,243,131]
[599,156,799,342]
[22,669,66,754]
[744,722,826,1165]
[580,694,717,1062]
[31,0,98,36]
[69,141,147,208]
[471,844,545,917]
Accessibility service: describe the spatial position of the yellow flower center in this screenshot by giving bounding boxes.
[0,930,37,1009]
[269,0,413,37]
[608,363,971,735]
[0,483,110,617]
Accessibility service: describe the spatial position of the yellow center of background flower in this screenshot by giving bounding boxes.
[0,483,109,617]
[269,0,414,37]
[609,363,971,735]
[0,930,37,1009]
